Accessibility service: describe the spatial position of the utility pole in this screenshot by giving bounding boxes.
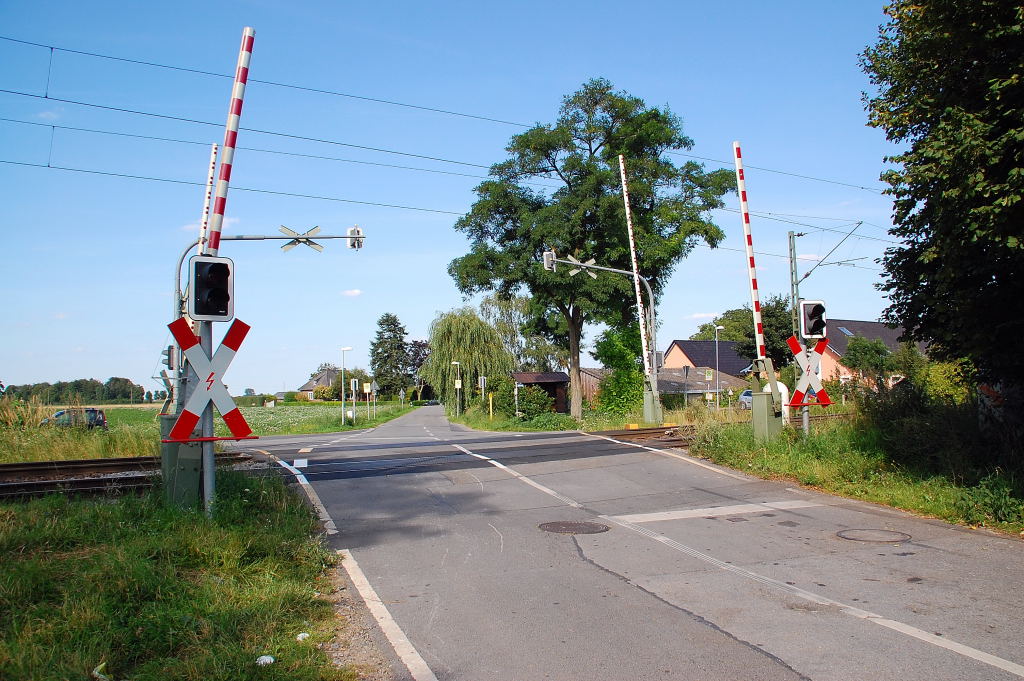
[789,231,810,435]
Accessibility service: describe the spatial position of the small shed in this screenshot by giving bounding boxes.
[511,371,570,414]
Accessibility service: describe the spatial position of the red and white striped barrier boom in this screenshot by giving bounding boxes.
[197,143,219,253]
[732,142,767,361]
[205,27,254,256]
[733,141,783,409]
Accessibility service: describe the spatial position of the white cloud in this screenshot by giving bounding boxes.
[36,109,61,121]
[797,253,822,262]
[688,312,718,320]
[341,289,362,297]
[53,312,67,320]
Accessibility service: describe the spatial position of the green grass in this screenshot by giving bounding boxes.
[0,399,418,463]
[691,419,1024,535]
[0,403,162,464]
[0,471,356,680]
[215,403,417,437]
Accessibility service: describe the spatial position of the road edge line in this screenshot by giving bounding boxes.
[257,449,337,535]
[338,549,439,681]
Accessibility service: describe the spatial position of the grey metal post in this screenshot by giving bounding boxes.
[199,320,216,516]
[340,346,352,426]
[715,325,724,409]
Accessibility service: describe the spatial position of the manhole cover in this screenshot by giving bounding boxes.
[539,521,610,535]
[836,529,911,543]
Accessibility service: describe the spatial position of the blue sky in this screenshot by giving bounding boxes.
[0,0,898,395]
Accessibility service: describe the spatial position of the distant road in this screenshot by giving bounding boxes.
[241,406,1024,681]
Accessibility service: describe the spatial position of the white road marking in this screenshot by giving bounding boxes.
[257,451,337,536]
[293,458,308,468]
[450,443,581,508]
[329,427,376,444]
[584,432,749,480]
[298,447,313,454]
[612,499,821,524]
[446,441,1024,677]
[338,549,439,681]
[606,515,1024,678]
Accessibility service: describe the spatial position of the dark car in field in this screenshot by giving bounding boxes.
[41,408,108,429]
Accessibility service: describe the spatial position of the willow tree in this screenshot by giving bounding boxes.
[449,78,733,419]
[420,308,514,413]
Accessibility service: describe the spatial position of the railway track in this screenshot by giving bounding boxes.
[0,453,252,500]
[587,411,853,448]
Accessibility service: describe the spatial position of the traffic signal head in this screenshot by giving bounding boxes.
[347,226,364,249]
[800,300,827,338]
[543,250,557,272]
[160,345,176,371]
[188,255,234,322]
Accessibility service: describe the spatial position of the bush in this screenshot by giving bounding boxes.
[490,377,553,419]
[596,369,643,415]
[524,412,580,431]
[954,472,1024,525]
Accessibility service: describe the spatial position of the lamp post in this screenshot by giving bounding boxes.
[715,325,725,409]
[340,346,353,425]
[450,361,461,416]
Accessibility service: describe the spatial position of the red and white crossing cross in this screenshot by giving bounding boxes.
[167,317,253,440]
[786,335,833,407]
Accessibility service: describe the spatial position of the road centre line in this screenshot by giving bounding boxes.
[583,432,749,481]
[452,440,1024,678]
[611,499,822,523]
[298,447,313,454]
[338,549,439,681]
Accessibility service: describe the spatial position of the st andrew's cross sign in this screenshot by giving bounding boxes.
[165,317,254,441]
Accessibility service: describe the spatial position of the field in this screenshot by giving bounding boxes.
[0,399,415,463]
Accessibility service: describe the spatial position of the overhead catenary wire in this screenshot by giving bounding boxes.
[719,207,898,244]
[0,159,465,215]
[0,155,892,269]
[0,113,896,243]
[1,34,889,194]
[0,34,531,127]
[0,89,496,170]
[0,116,561,187]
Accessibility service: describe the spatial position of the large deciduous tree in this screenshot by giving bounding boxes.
[861,1,1024,382]
[449,78,733,419]
[369,313,411,397]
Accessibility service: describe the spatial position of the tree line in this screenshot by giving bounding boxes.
[3,377,156,404]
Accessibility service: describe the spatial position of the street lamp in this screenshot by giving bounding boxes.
[715,325,725,409]
[340,346,353,425]
[451,361,461,416]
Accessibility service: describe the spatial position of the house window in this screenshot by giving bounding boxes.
[838,327,855,337]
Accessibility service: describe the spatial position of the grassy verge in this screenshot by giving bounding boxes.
[691,419,1024,536]
[0,471,356,681]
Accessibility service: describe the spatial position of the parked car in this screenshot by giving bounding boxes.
[41,408,108,429]
[738,389,753,409]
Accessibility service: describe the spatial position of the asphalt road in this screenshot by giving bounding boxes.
[239,406,1024,681]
